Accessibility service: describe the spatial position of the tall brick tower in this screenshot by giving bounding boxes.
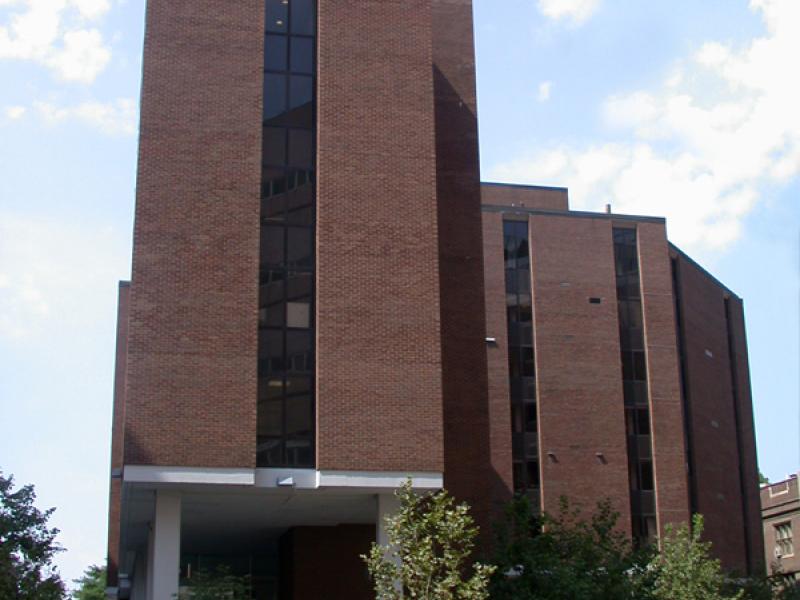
[106,1,494,598]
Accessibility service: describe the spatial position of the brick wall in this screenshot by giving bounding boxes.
[315,0,444,473]
[530,215,632,531]
[124,0,263,468]
[432,0,495,543]
[106,283,130,587]
[727,297,766,574]
[280,525,374,600]
[637,224,690,534]
[672,250,755,573]
[481,184,569,212]
[482,212,515,519]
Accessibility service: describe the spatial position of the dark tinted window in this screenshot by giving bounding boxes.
[265,35,287,71]
[640,462,654,490]
[262,127,287,166]
[614,226,655,546]
[290,0,315,34]
[525,403,537,433]
[261,226,285,266]
[259,0,317,469]
[286,395,312,436]
[288,129,313,168]
[290,37,313,74]
[258,401,282,437]
[504,219,540,497]
[264,74,287,121]
[289,75,312,108]
[287,226,312,267]
[261,194,286,224]
[265,0,288,32]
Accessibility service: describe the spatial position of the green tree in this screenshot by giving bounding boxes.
[72,566,105,600]
[0,471,65,600]
[759,472,770,486]
[363,480,495,600]
[490,495,653,600]
[776,579,800,600]
[176,565,251,600]
[651,514,743,600]
[733,571,800,600]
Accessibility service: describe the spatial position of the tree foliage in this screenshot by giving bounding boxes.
[71,565,105,600]
[0,471,65,600]
[726,570,800,600]
[650,514,743,600]
[363,480,495,600]
[490,495,653,600]
[176,565,251,600]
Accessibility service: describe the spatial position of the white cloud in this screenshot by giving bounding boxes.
[34,97,137,135]
[70,0,110,20]
[537,81,552,102]
[4,104,25,118]
[0,0,112,83]
[490,0,800,255]
[43,28,110,83]
[537,0,601,25]
[0,213,128,341]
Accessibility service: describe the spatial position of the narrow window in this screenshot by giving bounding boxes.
[776,522,794,557]
[614,227,655,546]
[504,220,539,507]
[258,0,317,468]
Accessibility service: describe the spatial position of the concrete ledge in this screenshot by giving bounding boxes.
[254,468,319,488]
[253,469,443,491]
[123,466,255,486]
[318,471,443,490]
[122,466,444,491]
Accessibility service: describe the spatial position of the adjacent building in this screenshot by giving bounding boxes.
[105,1,764,598]
[480,184,762,572]
[762,475,799,581]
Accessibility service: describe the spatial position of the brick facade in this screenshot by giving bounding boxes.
[672,249,764,573]
[482,211,516,519]
[478,201,759,571]
[106,282,129,588]
[637,223,690,533]
[315,0,444,473]
[529,214,632,529]
[482,183,569,211]
[124,0,263,468]
[432,0,495,541]
[727,297,766,574]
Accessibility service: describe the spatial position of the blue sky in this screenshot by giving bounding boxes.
[0,0,797,587]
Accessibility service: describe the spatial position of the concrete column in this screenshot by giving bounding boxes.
[131,551,147,600]
[148,491,181,600]
[376,493,401,548]
[377,493,403,595]
[145,527,154,599]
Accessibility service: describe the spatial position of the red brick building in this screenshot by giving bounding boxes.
[105,1,764,598]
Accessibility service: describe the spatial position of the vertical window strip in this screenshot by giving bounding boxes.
[613,227,655,546]
[503,220,539,509]
[257,0,317,468]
